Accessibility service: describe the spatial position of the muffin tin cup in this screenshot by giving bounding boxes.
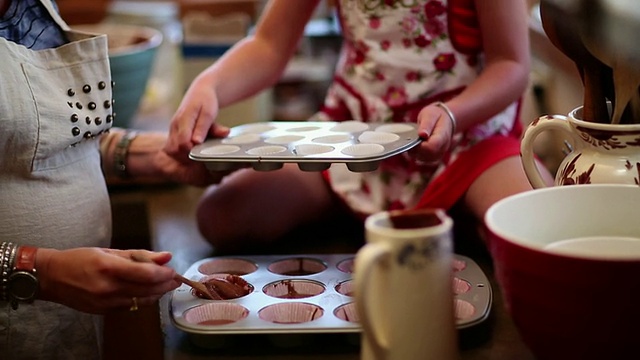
[189,121,421,172]
[170,254,491,337]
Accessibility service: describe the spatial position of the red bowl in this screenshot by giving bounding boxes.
[485,185,640,360]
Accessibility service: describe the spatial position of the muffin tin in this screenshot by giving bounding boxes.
[169,253,492,337]
[189,121,421,172]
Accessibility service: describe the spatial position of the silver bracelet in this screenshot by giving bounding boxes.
[0,242,17,301]
[434,101,457,135]
[113,131,138,179]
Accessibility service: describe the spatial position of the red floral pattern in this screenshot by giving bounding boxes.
[316,0,518,214]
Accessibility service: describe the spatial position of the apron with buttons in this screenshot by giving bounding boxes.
[0,0,114,358]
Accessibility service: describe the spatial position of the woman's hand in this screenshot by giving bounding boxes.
[124,130,231,186]
[35,248,180,314]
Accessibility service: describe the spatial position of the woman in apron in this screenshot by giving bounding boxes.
[165,0,553,252]
[0,1,218,358]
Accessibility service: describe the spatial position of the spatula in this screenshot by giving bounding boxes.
[129,253,218,300]
[540,2,613,123]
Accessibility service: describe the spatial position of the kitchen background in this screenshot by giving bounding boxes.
[57,0,579,177]
[49,2,589,358]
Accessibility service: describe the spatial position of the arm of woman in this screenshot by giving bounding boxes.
[100,128,225,187]
[165,0,322,157]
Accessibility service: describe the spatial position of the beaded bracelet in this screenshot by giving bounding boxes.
[434,101,457,135]
[113,130,138,179]
[0,242,17,301]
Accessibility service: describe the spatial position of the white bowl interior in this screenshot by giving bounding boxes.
[485,185,640,252]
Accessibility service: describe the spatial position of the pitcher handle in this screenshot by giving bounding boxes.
[521,114,574,188]
[355,243,390,360]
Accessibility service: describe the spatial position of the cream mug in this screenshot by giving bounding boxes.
[521,104,640,188]
[355,209,458,360]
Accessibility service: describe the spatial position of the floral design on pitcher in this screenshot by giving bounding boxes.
[397,240,439,270]
[634,163,640,185]
[577,127,640,150]
[559,154,594,185]
[577,131,625,150]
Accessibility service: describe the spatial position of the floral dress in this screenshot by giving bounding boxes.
[313,0,522,216]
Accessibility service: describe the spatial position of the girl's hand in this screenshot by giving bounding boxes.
[164,75,230,160]
[413,103,456,165]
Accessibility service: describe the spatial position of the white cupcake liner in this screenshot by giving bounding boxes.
[191,274,253,300]
[453,277,471,295]
[246,145,288,156]
[267,257,327,276]
[375,123,414,134]
[264,135,305,144]
[222,133,262,145]
[197,258,258,276]
[452,258,467,272]
[312,134,351,144]
[286,126,322,133]
[341,143,385,156]
[258,302,324,324]
[184,302,249,326]
[235,123,276,134]
[262,279,325,299]
[294,144,334,156]
[329,121,370,133]
[454,299,476,320]
[200,144,241,155]
[336,258,355,273]
[335,279,354,297]
[358,131,400,145]
[334,302,359,323]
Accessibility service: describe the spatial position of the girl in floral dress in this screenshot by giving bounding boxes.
[166,0,552,252]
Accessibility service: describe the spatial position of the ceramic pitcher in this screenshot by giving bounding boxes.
[521,105,640,188]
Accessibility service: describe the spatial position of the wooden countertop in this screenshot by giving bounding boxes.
[107,184,535,360]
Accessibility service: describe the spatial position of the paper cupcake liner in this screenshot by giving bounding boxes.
[184,302,249,326]
[334,302,359,323]
[267,257,327,276]
[198,258,258,276]
[263,279,325,299]
[312,134,351,144]
[259,302,324,324]
[335,280,354,297]
[264,135,305,144]
[358,131,400,145]
[329,121,370,133]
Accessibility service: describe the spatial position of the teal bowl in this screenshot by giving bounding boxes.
[76,23,162,128]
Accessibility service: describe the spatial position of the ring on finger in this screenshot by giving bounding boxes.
[129,297,138,312]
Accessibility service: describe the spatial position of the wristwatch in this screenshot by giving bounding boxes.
[7,246,38,310]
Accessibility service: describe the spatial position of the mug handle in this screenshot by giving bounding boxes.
[355,243,390,360]
[521,114,575,188]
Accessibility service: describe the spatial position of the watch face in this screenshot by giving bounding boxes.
[8,271,38,301]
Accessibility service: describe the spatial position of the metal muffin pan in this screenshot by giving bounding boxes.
[189,121,421,172]
[169,253,492,335]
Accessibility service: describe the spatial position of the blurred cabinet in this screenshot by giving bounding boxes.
[56,0,111,24]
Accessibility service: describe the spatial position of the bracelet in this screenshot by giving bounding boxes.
[113,131,138,179]
[434,101,457,135]
[0,242,17,301]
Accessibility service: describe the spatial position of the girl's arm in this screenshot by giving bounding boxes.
[166,0,322,155]
[446,0,531,132]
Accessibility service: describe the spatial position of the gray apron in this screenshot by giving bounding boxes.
[0,0,113,358]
